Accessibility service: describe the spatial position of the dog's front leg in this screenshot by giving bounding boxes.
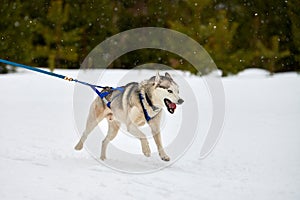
[149,129,170,162]
[148,112,170,161]
[152,132,170,161]
[127,123,151,157]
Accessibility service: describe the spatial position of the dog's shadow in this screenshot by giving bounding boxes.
[100,150,171,173]
[84,132,173,173]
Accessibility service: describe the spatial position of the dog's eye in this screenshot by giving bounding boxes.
[167,89,173,93]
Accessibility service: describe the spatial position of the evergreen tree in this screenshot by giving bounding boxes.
[31,0,82,71]
[288,0,300,65]
[168,2,248,76]
[256,36,290,74]
[0,0,299,74]
[66,0,119,66]
[0,1,36,66]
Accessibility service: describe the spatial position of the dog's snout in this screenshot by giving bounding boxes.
[177,98,184,105]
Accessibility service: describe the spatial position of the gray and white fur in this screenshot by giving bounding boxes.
[74,72,184,161]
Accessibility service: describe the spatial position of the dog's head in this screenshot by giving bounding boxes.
[150,72,184,114]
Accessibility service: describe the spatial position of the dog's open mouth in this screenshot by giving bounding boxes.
[164,98,176,114]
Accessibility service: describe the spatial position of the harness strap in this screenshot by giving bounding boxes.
[91,86,124,108]
[107,88,124,108]
[138,92,152,122]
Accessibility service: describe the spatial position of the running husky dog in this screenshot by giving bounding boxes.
[74,72,184,161]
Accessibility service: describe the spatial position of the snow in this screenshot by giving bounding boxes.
[0,69,300,200]
[234,68,270,78]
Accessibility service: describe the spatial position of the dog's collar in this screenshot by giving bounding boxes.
[138,92,152,122]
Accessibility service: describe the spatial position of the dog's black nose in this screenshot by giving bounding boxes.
[177,98,184,105]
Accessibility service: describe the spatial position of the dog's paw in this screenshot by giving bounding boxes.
[144,151,151,157]
[161,155,170,162]
[100,155,106,161]
[142,143,151,157]
[74,141,83,150]
[158,150,170,161]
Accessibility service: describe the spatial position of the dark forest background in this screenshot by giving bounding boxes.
[0,0,299,76]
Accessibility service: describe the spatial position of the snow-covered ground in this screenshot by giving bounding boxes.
[0,69,299,200]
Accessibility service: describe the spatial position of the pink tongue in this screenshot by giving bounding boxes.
[169,103,176,109]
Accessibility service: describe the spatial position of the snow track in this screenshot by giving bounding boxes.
[0,69,299,200]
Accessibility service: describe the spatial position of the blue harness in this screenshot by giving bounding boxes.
[90,86,124,108]
[97,89,152,122]
[138,93,152,122]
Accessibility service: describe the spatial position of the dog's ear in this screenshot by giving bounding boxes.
[155,71,160,85]
[165,72,173,80]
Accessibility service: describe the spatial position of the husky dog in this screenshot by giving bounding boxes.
[74,72,184,161]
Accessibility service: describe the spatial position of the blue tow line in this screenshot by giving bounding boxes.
[0,59,124,107]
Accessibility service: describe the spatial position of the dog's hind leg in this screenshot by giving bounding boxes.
[127,123,151,157]
[100,120,120,160]
[75,98,105,151]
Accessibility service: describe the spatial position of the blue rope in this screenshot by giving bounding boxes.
[0,59,66,80]
[0,59,124,107]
